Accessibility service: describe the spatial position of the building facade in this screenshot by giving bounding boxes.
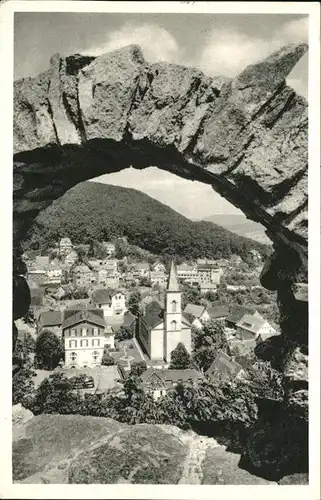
[91,288,127,318]
[63,310,106,368]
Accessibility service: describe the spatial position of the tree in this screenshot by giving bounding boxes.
[12,363,36,407]
[31,373,82,415]
[35,330,64,370]
[169,342,191,369]
[115,326,133,342]
[129,361,147,377]
[192,319,230,371]
[182,285,202,308]
[102,350,115,366]
[128,291,142,316]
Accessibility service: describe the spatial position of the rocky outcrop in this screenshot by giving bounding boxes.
[12,410,275,485]
[13,43,308,477]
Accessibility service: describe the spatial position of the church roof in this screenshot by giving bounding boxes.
[142,312,163,329]
[167,260,180,292]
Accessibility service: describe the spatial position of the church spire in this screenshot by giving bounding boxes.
[167,260,180,292]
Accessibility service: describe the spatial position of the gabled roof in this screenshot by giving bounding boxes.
[62,309,106,329]
[207,305,229,319]
[183,303,206,319]
[38,310,63,327]
[206,351,244,378]
[122,310,137,328]
[167,260,180,292]
[226,305,257,325]
[236,313,266,334]
[92,288,124,304]
[197,263,220,270]
[181,312,193,326]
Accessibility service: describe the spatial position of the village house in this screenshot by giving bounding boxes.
[63,249,78,268]
[34,255,50,270]
[133,262,150,279]
[63,309,106,368]
[236,313,277,342]
[197,262,222,285]
[141,368,204,400]
[207,305,229,323]
[183,303,210,330]
[59,237,73,256]
[102,241,116,257]
[27,269,48,287]
[73,263,97,288]
[95,268,120,288]
[37,310,63,339]
[46,263,63,284]
[151,262,166,273]
[91,288,127,318]
[200,282,218,294]
[225,305,261,329]
[137,261,192,364]
[206,351,247,381]
[176,263,199,286]
[150,270,167,287]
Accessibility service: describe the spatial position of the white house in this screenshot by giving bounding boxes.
[63,309,106,368]
[183,303,210,330]
[59,237,73,256]
[176,263,199,285]
[133,262,150,278]
[141,368,204,400]
[200,282,218,294]
[152,262,166,273]
[102,242,116,257]
[91,288,127,318]
[236,313,277,342]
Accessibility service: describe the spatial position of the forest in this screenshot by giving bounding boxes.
[23,181,271,262]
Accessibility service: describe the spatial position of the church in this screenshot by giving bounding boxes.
[137,261,192,364]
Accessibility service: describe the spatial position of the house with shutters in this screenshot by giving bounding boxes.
[141,367,204,400]
[137,261,192,364]
[62,309,107,368]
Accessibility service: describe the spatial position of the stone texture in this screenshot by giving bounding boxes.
[12,43,309,477]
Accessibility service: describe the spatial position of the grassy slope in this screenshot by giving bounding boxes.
[24,181,271,261]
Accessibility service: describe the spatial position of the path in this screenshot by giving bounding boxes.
[178,434,219,484]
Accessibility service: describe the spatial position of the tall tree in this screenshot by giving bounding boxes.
[12,363,36,407]
[169,342,191,369]
[35,330,64,370]
[128,291,142,317]
[192,319,230,372]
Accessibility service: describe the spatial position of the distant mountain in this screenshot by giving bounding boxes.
[202,214,272,245]
[23,182,271,261]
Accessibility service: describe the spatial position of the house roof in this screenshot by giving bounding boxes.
[181,312,193,326]
[200,282,217,290]
[206,351,244,378]
[226,305,257,325]
[122,311,137,328]
[177,264,196,272]
[135,262,150,271]
[256,330,279,344]
[60,238,72,245]
[38,310,63,327]
[62,309,106,329]
[168,260,180,291]
[141,368,203,387]
[183,303,206,319]
[198,263,220,270]
[207,305,229,319]
[92,288,124,304]
[236,313,266,334]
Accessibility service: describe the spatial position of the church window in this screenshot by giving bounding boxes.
[171,320,177,330]
[171,300,177,313]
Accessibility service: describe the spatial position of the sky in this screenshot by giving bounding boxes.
[14,13,308,219]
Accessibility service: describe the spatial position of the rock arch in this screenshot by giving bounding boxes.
[13,43,308,477]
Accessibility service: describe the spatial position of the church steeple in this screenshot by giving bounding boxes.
[167,260,180,292]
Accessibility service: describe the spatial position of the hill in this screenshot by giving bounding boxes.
[202,214,272,245]
[23,181,271,262]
